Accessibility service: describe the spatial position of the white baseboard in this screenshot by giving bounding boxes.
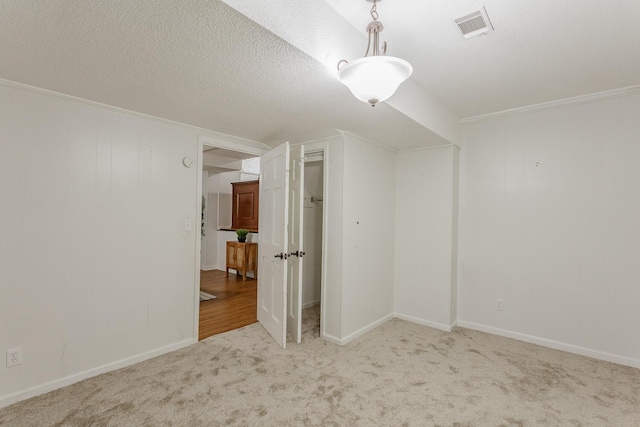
[200,265,218,271]
[321,332,342,345]
[457,320,640,369]
[302,300,320,309]
[394,313,457,332]
[0,338,196,409]
[339,313,395,345]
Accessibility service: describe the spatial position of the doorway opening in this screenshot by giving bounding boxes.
[195,138,329,347]
[198,144,261,340]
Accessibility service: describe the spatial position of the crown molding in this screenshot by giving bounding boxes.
[460,84,640,124]
[337,129,398,153]
[397,143,460,153]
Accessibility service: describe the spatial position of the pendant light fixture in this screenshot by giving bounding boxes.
[337,0,412,107]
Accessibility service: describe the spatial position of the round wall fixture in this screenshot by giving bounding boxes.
[182,156,194,168]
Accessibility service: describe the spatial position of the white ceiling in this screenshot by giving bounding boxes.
[1,1,639,150]
[325,0,640,118]
[202,147,256,175]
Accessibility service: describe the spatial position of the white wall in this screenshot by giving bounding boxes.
[202,171,249,271]
[320,137,344,342]
[340,133,396,341]
[302,160,323,307]
[0,83,199,406]
[202,173,218,270]
[394,146,459,330]
[213,171,240,230]
[458,93,640,367]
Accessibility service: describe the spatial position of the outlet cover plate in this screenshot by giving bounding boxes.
[6,348,22,367]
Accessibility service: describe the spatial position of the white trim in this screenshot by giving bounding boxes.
[194,140,205,341]
[314,141,330,346]
[339,313,395,345]
[457,320,640,369]
[199,135,268,157]
[460,84,640,124]
[321,332,342,345]
[337,130,397,153]
[397,143,461,154]
[194,139,268,341]
[0,77,271,152]
[394,313,457,332]
[0,339,195,409]
[291,135,341,152]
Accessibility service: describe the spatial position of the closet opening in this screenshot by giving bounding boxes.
[296,149,324,341]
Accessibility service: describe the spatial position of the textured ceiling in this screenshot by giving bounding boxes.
[0,0,444,150]
[1,1,639,150]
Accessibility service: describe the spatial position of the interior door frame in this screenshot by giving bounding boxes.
[287,145,304,343]
[193,135,268,341]
[291,139,329,342]
[193,135,330,344]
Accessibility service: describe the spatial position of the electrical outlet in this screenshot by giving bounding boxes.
[6,348,21,368]
[496,299,504,311]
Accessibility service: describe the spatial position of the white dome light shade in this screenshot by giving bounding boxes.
[337,55,412,106]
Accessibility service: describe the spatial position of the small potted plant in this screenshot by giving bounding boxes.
[236,229,249,243]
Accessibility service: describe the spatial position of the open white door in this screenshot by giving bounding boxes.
[257,142,290,348]
[287,145,305,343]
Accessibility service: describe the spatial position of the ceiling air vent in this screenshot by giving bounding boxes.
[454,7,494,39]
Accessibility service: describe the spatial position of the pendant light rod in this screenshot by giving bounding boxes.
[363,0,386,58]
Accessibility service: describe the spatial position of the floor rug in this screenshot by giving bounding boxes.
[199,291,217,302]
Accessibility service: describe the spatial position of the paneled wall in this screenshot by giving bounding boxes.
[321,137,344,342]
[340,133,396,342]
[459,93,640,367]
[0,84,199,405]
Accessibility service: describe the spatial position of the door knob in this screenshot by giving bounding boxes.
[290,250,306,257]
[274,253,289,259]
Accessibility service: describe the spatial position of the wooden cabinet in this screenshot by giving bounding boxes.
[226,241,258,282]
[231,180,259,231]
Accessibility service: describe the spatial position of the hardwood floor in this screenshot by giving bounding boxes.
[199,269,257,341]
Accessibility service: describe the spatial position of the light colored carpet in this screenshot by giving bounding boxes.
[199,291,217,302]
[1,305,638,426]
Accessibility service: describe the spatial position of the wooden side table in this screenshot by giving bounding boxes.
[226,241,258,282]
